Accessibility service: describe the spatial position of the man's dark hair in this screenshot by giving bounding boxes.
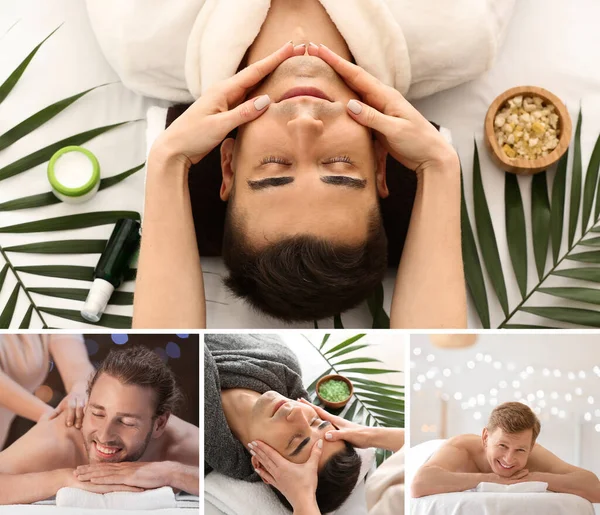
[87,345,184,418]
[270,441,362,513]
[222,204,388,321]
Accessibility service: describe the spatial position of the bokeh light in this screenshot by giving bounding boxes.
[85,339,99,355]
[111,334,129,345]
[166,342,181,359]
[176,334,189,339]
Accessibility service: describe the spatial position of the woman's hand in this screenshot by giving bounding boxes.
[151,41,306,169]
[298,399,373,448]
[42,382,88,429]
[307,43,458,173]
[248,439,322,512]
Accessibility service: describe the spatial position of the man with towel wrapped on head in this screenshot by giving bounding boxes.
[114,0,515,329]
[0,346,199,505]
[411,402,600,503]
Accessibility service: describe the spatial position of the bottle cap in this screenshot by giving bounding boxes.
[81,278,115,323]
[47,146,101,204]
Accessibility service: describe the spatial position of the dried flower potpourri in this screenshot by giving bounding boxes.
[494,95,560,160]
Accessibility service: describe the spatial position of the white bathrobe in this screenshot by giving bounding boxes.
[85,0,515,102]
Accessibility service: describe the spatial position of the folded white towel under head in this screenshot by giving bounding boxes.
[56,486,177,510]
[475,481,549,493]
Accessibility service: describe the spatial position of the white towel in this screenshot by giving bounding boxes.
[56,486,177,510]
[85,0,515,102]
[205,447,375,515]
[475,481,549,493]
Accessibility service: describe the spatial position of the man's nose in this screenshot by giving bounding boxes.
[96,421,117,442]
[287,111,325,140]
[504,452,516,464]
[286,406,308,425]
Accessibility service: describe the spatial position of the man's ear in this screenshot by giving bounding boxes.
[374,139,389,199]
[220,138,236,201]
[250,456,269,484]
[152,413,170,439]
[482,427,489,448]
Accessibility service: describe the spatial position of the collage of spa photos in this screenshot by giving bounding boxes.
[0,333,598,515]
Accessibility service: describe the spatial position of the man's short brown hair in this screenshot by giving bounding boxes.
[487,402,541,443]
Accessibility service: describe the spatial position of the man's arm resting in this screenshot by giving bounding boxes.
[0,469,71,505]
[164,462,199,496]
[531,470,600,503]
[411,465,492,498]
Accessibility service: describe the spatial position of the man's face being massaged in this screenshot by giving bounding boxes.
[81,373,165,464]
[220,55,389,247]
[248,391,346,470]
[482,427,534,477]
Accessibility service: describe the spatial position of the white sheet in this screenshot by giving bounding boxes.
[56,486,176,510]
[0,508,189,515]
[411,491,595,515]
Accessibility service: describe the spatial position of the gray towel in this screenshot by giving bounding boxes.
[204,334,307,481]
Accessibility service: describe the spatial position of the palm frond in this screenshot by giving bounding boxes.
[467,106,600,328]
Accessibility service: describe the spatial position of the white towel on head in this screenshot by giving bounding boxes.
[56,486,177,510]
[205,447,375,515]
[85,0,516,102]
[476,481,549,493]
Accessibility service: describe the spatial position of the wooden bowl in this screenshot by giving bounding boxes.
[484,86,572,175]
[316,374,353,409]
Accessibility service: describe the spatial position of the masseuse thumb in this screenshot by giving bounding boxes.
[219,94,271,133]
[347,99,394,135]
[324,429,344,442]
[309,439,324,466]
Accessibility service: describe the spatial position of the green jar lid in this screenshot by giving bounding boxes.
[47,146,100,197]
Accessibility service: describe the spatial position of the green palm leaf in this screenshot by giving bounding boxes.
[14,265,136,282]
[331,357,382,366]
[0,84,109,151]
[580,237,600,246]
[531,172,551,280]
[472,142,509,315]
[38,307,132,328]
[0,121,135,182]
[366,282,390,328]
[19,305,34,329]
[28,287,133,305]
[323,334,366,356]
[0,284,20,328]
[566,251,600,263]
[505,172,527,297]
[4,240,107,254]
[0,26,61,104]
[584,133,600,229]
[0,211,139,233]
[460,167,490,327]
[538,287,600,305]
[552,268,600,283]
[550,148,568,264]
[0,163,144,211]
[328,344,370,360]
[520,306,600,327]
[569,109,583,245]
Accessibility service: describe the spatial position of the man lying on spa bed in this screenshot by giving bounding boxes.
[411,402,600,503]
[133,0,466,330]
[0,346,199,505]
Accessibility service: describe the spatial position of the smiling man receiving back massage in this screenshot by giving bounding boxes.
[411,402,600,503]
[133,0,467,329]
[0,346,199,505]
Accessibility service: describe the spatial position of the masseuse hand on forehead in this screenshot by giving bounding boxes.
[154,41,305,169]
[156,40,457,176]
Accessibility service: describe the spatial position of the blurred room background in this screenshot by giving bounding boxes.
[410,334,600,476]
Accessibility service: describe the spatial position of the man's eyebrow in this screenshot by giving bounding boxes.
[290,421,332,456]
[247,176,367,191]
[320,176,367,189]
[247,177,294,190]
[90,403,105,410]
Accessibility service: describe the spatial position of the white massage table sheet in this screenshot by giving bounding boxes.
[0,508,192,515]
[410,491,595,515]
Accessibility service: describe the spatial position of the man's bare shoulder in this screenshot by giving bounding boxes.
[0,412,85,474]
[424,435,481,473]
[162,416,199,466]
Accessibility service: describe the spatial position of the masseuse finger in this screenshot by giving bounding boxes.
[222,41,306,106]
[307,43,411,116]
[255,465,276,486]
[212,94,272,136]
[248,440,280,473]
[307,439,323,468]
[346,99,402,138]
[66,398,77,427]
[74,398,84,429]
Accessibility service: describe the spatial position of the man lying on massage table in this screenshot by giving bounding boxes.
[0,346,199,505]
[134,0,466,330]
[411,402,600,503]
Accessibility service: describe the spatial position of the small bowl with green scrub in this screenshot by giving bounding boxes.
[316,374,353,409]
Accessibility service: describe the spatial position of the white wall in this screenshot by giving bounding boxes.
[410,334,600,475]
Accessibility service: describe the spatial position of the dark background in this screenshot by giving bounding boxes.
[4,334,199,449]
